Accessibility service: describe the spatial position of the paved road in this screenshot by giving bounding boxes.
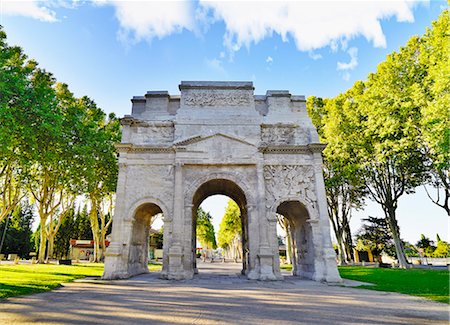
[0,262,448,324]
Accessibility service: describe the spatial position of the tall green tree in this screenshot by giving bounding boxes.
[54,206,76,259]
[416,10,450,215]
[77,97,120,262]
[217,200,241,260]
[0,202,34,258]
[27,79,83,262]
[196,207,217,249]
[307,88,366,265]
[356,216,396,262]
[0,26,35,224]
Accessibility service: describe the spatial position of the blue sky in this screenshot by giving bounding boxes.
[1,0,448,244]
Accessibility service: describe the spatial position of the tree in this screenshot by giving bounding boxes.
[218,200,242,260]
[416,234,436,257]
[356,216,396,262]
[196,207,217,250]
[276,214,292,264]
[307,88,367,265]
[0,202,34,258]
[0,26,35,224]
[76,97,120,262]
[417,10,450,215]
[54,207,77,259]
[433,240,450,257]
[27,79,82,263]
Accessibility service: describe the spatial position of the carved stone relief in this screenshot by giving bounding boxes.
[261,126,295,145]
[134,126,174,145]
[263,165,316,208]
[183,90,252,107]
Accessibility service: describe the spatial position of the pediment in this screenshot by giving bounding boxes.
[174,133,257,159]
[174,133,255,148]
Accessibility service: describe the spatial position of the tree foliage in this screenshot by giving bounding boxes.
[0,26,119,262]
[196,207,217,249]
[356,216,396,260]
[217,200,241,249]
[0,202,34,258]
[307,10,449,268]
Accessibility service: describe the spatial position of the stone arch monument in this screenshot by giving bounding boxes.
[103,81,341,282]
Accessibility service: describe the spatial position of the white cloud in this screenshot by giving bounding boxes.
[266,56,273,63]
[337,47,358,71]
[337,47,358,81]
[1,0,58,22]
[94,0,195,42]
[1,0,426,58]
[199,0,423,52]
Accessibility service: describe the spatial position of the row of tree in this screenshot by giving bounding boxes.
[195,200,243,261]
[355,217,450,260]
[0,26,120,263]
[306,10,449,267]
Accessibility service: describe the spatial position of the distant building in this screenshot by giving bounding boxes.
[69,239,110,261]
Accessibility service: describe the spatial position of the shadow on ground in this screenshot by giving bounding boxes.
[0,262,448,324]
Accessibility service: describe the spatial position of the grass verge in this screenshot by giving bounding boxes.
[0,262,163,300]
[339,266,449,304]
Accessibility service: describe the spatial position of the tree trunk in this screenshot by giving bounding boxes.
[38,218,47,263]
[343,221,354,262]
[89,196,100,262]
[385,206,410,268]
[101,229,107,261]
[284,219,292,264]
[47,233,55,262]
[336,236,347,266]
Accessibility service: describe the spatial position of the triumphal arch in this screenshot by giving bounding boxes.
[103,81,341,282]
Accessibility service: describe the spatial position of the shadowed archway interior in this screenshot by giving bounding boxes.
[192,179,249,274]
[129,203,163,276]
[277,200,315,278]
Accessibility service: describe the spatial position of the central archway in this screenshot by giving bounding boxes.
[191,179,249,275]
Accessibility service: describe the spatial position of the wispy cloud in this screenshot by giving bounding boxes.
[266,56,273,64]
[1,0,58,22]
[337,47,358,71]
[337,47,359,80]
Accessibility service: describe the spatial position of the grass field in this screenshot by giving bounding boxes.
[282,264,449,303]
[0,262,162,300]
[338,266,449,304]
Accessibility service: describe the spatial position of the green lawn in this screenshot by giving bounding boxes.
[0,262,163,300]
[339,266,449,304]
[281,264,449,303]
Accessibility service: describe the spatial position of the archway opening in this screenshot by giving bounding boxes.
[128,202,165,276]
[192,179,249,276]
[276,201,314,278]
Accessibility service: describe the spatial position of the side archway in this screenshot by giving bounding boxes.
[127,198,168,277]
[275,199,317,279]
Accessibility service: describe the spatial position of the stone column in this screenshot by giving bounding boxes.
[312,151,342,283]
[103,162,130,279]
[255,161,277,280]
[166,162,189,280]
